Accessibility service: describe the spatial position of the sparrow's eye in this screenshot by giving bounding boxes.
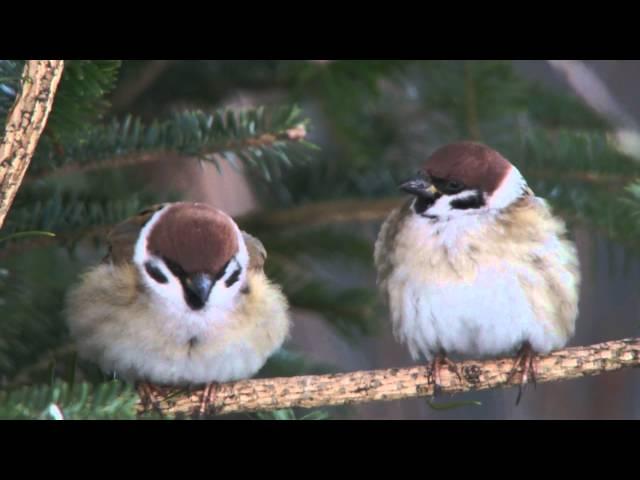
[441,180,465,195]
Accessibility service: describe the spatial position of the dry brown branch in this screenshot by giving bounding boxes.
[246,197,404,228]
[138,338,640,417]
[0,60,64,228]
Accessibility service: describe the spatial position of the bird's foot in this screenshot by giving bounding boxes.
[198,382,219,419]
[507,342,538,406]
[136,382,166,418]
[430,351,462,397]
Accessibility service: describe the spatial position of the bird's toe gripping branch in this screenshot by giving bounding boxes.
[507,342,538,405]
[430,351,463,396]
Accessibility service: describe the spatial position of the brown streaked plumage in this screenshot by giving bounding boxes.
[106,204,166,265]
[243,231,267,271]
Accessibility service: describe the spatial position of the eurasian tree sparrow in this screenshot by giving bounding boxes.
[66,202,290,409]
[374,142,580,401]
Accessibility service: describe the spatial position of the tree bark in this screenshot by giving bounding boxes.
[0,60,64,228]
[138,337,640,418]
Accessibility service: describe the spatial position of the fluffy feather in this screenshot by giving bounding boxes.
[375,144,580,362]
[66,258,289,384]
[66,203,290,385]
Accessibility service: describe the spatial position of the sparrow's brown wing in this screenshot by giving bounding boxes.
[242,231,267,271]
[104,204,168,264]
[374,199,413,299]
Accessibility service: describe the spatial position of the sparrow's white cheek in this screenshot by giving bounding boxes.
[420,196,450,217]
[204,223,250,311]
[141,258,187,313]
[488,165,527,209]
[419,191,486,220]
[206,257,248,311]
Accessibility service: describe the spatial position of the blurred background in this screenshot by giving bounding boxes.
[1,60,639,419]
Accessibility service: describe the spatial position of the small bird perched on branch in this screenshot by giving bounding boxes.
[65,202,290,412]
[374,142,580,403]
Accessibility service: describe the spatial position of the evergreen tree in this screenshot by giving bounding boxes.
[1,60,638,419]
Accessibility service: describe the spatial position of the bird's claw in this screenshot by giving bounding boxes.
[136,382,166,418]
[430,352,462,397]
[507,342,538,406]
[198,383,218,419]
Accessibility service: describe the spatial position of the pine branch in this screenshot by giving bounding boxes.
[44,60,121,143]
[0,379,138,419]
[138,338,640,417]
[0,60,64,228]
[28,107,310,182]
[37,128,306,180]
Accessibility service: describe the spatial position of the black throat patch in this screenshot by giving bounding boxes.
[413,194,441,215]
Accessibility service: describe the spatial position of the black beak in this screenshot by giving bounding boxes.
[183,272,215,310]
[399,176,438,200]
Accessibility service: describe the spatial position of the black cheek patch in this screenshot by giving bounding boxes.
[450,191,485,210]
[214,259,231,282]
[144,262,168,284]
[225,266,242,288]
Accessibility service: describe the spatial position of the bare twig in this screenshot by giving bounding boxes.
[138,338,640,417]
[0,60,64,228]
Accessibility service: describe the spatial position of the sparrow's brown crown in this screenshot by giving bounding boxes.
[422,141,511,194]
[147,202,238,276]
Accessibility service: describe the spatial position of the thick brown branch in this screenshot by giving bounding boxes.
[0,60,64,228]
[140,338,640,417]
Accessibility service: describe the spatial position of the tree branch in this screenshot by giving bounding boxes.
[0,60,64,228]
[139,338,640,417]
[26,124,307,182]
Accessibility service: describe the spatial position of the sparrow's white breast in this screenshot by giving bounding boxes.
[389,261,566,361]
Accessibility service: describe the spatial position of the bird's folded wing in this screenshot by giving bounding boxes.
[105,204,168,264]
[242,231,267,271]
